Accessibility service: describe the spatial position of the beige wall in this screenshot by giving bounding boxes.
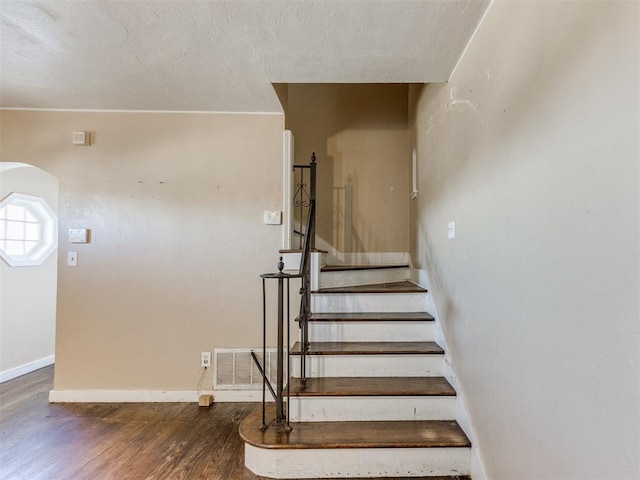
[410,2,639,479]
[0,110,284,391]
[286,84,410,254]
[0,164,58,379]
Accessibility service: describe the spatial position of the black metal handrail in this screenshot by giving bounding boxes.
[296,153,316,379]
[253,259,301,431]
[249,153,316,431]
[293,153,317,250]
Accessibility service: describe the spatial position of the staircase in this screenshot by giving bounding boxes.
[239,261,472,479]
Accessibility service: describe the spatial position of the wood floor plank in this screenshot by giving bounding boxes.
[240,408,471,449]
[288,376,456,397]
[291,341,444,355]
[316,280,427,294]
[309,311,435,322]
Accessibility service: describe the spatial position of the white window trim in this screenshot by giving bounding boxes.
[0,192,58,267]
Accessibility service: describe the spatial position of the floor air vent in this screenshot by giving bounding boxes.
[213,348,279,390]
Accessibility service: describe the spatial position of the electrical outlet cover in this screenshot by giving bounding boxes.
[201,352,212,367]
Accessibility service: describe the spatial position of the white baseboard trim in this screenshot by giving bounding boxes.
[49,389,200,403]
[0,355,55,383]
[409,267,428,289]
[49,388,270,403]
[210,390,274,403]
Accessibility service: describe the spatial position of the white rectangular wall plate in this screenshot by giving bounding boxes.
[72,131,90,146]
[447,221,455,239]
[263,210,282,225]
[69,228,89,243]
[67,252,78,267]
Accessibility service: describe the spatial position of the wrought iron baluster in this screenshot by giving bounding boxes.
[254,153,316,432]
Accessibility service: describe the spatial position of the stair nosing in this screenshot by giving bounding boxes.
[290,341,444,356]
[321,264,410,272]
[287,376,456,397]
[309,312,435,322]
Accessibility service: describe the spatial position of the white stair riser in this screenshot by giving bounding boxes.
[289,396,456,422]
[281,252,301,271]
[291,354,443,377]
[245,444,471,479]
[319,268,410,289]
[312,293,427,313]
[308,321,434,342]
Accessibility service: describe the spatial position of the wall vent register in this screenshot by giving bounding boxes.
[0,192,57,267]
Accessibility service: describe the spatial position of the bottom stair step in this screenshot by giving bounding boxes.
[240,410,470,448]
[240,408,471,478]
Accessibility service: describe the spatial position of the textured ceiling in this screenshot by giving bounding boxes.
[0,1,490,113]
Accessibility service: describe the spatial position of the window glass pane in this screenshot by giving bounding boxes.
[25,223,40,241]
[6,204,25,221]
[6,240,24,256]
[6,221,24,240]
[0,194,57,267]
[24,241,38,255]
[25,209,38,223]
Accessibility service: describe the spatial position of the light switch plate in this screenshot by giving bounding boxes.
[68,251,78,267]
[448,221,455,239]
[263,210,282,225]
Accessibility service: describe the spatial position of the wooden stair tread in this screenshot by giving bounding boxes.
[309,311,434,322]
[279,248,328,253]
[315,281,426,294]
[321,264,409,272]
[291,341,444,355]
[240,408,471,449]
[288,376,456,397]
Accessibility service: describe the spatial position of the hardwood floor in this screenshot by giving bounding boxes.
[0,367,469,480]
[0,366,262,480]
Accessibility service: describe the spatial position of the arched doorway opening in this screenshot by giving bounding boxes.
[0,162,59,382]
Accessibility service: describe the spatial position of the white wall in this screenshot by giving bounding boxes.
[0,111,284,394]
[0,163,58,381]
[410,1,639,479]
[286,84,410,254]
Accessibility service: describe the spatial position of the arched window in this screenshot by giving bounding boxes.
[0,193,57,267]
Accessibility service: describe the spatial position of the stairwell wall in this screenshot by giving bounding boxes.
[409,2,639,479]
[285,84,410,255]
[0,110,284,394]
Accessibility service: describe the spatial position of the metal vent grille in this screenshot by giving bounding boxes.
[213,348,279,390]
